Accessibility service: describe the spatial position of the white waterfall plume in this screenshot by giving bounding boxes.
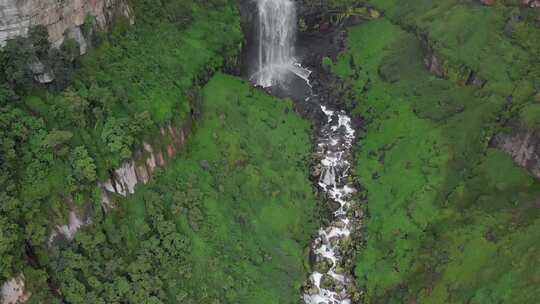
[251,0,310,87]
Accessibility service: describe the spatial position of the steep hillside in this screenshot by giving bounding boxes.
[331,1,540,302]
[46,74,318,304]
[0,0,241,301]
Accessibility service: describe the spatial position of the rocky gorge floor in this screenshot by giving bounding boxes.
[244,19,369,302]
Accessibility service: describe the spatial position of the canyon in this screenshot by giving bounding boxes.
[1,0,540,303]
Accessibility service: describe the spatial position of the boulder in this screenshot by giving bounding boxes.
[313,258,333,273]
[28,60,55,83]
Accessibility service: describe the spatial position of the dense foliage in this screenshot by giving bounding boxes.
[332,2,540,302]
[0,0,241,297]
[46,74,317,303]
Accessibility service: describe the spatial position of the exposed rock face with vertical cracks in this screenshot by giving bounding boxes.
[0,0,134,50]
[493,123,540,180]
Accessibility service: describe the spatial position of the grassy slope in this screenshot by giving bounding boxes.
[334,17,540,303]
[49,74,317,303]
[366,0,540,119]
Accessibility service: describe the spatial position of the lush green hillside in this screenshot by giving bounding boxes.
[332,5,540,303]
[45,74,317,303]
[365,0,540,124]
[0,0,241,295]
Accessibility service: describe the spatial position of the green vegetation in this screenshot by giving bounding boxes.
[299,0,380,30]
[0,0,241,296]
[364,0,540,123]
[45,74,317,303]
[2,0,539,302]
[334,12,540,303]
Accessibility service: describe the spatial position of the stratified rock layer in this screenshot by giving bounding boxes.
[0,0,134,51]
[98,122,191,208]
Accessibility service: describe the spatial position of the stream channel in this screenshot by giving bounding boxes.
[245,0,363,303]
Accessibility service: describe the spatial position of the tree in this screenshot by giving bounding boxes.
[0,217,18,281]
[28,25,50,58]
[2,38,35,92]
[0,84,17,106]
[60,270,87,304]
[42,130,73,151]
[101,117,133,160]
[164,0,194,29]
[70,146,97,182]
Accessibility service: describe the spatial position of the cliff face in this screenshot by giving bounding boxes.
[98,121,192,209]
[0,0,134,52]
[1,119,193,304]
[493,124,540,180]
[49,118,194,245]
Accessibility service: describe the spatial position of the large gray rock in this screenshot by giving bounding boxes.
[1,274,30,304]
[28,60,54,83]
[493,123,540,179]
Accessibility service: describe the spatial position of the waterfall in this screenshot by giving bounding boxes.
[252,0,310,87]
[248,1,359,303]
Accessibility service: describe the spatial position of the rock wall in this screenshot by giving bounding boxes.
[295,1,379,32]
[50,119,193,244]
[2,118,193,304]
[420,36,488,88]
[99,122,191,209]
[493,124,540,180]
[0,0,134,52]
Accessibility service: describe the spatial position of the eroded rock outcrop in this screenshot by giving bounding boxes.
[99,122,190,208]
[1,275,30,304]
[0,0,134,51]
[295,1,379,32]
[493,123,540,179]
[47,120,192,246]
[423,43,445,78]
[421,37,488,89]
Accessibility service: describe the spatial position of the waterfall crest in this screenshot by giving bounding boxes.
[252,0,310,87]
